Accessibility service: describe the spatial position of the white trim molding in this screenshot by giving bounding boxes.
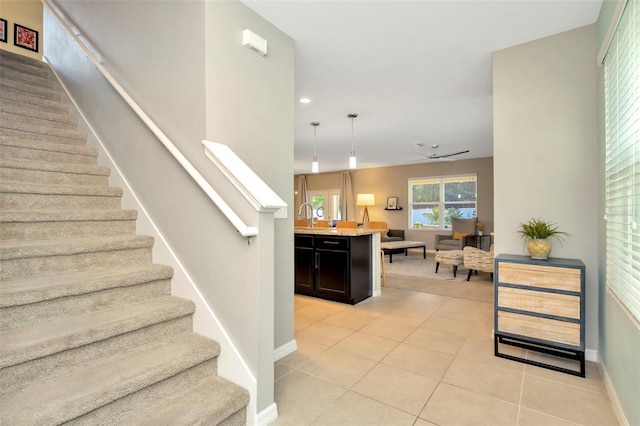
[256,402,278,426]
[599,361,630,426]
[274,339,297,362]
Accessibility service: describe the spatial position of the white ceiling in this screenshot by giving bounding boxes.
[242,0,603,175]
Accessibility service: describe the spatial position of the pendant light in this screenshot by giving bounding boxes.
[311,121,320,173]
[348,113,358,169]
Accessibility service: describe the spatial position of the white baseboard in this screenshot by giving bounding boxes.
[256,402,278,426]
[274,339,297,361]
[585,348,598,362]
[599,361,630,426]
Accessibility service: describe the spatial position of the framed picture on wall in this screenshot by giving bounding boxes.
[14,23,38,52]
[0,18,7,43]
[386,197,398,209]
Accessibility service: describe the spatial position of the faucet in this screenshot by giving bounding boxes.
[298,203,313,226]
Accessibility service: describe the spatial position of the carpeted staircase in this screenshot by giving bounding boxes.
[0,49,249,425]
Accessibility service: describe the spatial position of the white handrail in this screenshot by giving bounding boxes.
[42,0,278,242]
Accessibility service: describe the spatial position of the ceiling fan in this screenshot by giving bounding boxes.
[411,144,470,161]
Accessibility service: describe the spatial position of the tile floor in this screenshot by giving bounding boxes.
[273,286,620,426]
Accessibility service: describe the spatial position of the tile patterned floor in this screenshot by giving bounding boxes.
[273,287,620,426]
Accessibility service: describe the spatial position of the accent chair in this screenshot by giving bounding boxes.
[463,244,495,281]
[434,217,478,251]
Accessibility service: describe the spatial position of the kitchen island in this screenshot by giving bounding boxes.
[294,227,383,304]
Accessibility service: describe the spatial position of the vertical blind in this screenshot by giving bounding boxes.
[604,0,640,322]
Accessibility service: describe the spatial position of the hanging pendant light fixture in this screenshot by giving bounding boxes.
[311,121,320,173]
[348,113,358,169]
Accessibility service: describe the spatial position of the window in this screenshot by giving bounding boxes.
[308,190,341,222]
[604,0,640,322]
[409,175,477,228]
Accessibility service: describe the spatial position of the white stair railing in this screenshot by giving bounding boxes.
[41,0,285,244]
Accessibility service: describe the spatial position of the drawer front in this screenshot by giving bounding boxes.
[497,311,581,347]
[498,262,581,292]
[498,287,580,319]
[295,235,314,248]
[315,236,349,250]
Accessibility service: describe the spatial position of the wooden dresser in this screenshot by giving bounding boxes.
[494,254,585,376]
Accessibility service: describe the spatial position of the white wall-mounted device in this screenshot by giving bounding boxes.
[242,29,267,57]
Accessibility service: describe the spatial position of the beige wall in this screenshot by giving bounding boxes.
[204,1,295,365]
[0,0,42,60]
[494,25,598,351]
[296,157,493,250]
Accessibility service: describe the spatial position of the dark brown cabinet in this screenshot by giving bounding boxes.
[295,234,371,304]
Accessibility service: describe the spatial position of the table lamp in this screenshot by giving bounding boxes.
[356,194,375,224]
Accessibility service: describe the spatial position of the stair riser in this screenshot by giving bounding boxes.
[69,359,218,426]
[0,80,64,103]
[0,168,108,186]
[0,193,122,211]
[0,67,60,91]
[0,89,71,115]
[0,145,98,165]
[219,409,247,426]
[0,219,136,241]
[0,247,152,281]
[0,128,86,146]
[1,279,171,330]
[0,318,194,396]
[1,111,78,132]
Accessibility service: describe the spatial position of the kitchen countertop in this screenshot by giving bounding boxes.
[294,227,385,237]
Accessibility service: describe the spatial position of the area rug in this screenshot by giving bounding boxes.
[383,252,494,303]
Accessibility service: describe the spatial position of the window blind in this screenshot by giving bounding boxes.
[604,0,640,322]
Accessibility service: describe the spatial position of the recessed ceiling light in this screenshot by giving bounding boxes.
[299,98,311,104]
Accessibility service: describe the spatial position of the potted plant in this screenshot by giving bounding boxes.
[476,220,484,236]
[517,217,569,260]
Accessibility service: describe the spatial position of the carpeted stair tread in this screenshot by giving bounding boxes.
[0,49,50,70]
[0,209,137,241]
[0,55,53,80]
[0,209,135,223]
[0,157,107,177]
[0,127,86,146]
[1,263,172,307]
[0,86,71,114]
[0,138,99,165]
[0,57,52,80]
[0,166,109,186]
[0,117,87,141]
[0,181,122,197]
[0,332,218,425]
[0,234,153,261]
[0,135,98,156]
[0,78,63,102]
[0,100,77,126]
[0,295,196,369]
[0,66,60,91]
[1,110,78,132]
[125,375,250,426]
